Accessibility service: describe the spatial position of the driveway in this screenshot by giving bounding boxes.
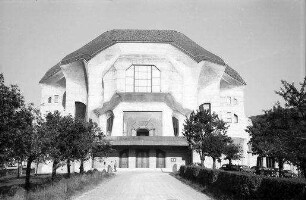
[74,169,212,200]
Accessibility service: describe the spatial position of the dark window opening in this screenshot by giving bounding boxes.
[62,92,66,109]
[107,115,114,134]
[48,97,52,103]
[234,114,238,123]
[75,102,86,121]
[137,129,149,136]
[172,117,179,136]
[266,157,275,168]
[200,103,211,115]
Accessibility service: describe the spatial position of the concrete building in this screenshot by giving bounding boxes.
[39,29,250,172]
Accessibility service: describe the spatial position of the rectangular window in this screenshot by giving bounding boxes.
[226,112,232,123]
[48,97,52,103]
[125,65,160,93]
[172,117,179,136]
[54,95,59,103]
[199,103,211,115]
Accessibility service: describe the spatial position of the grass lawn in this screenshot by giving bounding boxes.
[0,170,114,200]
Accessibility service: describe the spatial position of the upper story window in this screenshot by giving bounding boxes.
[48,97,52,103]
[172,117,179,136]
[200,103,211,112]
[226,112,232,123]
[233,98,238,105]
[125,65,161,93]
[234,114,238,123]
[54,95,59,103]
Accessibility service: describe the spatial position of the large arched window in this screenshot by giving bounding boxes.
[125,65,161,92]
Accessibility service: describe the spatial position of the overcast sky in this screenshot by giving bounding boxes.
[0,0,305,117]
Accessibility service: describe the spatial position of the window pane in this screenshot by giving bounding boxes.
[138,80,148,87]
[138,72,147,79]
[152,78,160,86]
[152,85,160,92]
[126,67,134,76]
[152,68,160,78]
[126,77,134,85]
[126,85,134,92]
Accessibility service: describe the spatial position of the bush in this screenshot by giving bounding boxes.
[179,165,306,200]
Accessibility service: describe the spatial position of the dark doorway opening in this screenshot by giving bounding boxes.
[136,150,149,168]
[119,150,129,168]
[156,149,166,168]
[137,129,149,136]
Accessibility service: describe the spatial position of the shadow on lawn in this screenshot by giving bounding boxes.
[0,170,114,200]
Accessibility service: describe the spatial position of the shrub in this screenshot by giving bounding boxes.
[179,165,306,200]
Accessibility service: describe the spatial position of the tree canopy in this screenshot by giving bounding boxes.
[247,77,306,178]
[183,109,232,168]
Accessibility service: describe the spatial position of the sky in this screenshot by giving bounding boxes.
[0,0,305,117]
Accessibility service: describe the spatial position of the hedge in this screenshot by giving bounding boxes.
[179,165,306,200]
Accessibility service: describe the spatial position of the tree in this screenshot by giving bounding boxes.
[223,142,243,166]
[276,77,306,177]
[0,73,24,164]
[72,119,107,174]
[247,77,306,178]
[247,104,290,176]
[43,111,64,180]
[12,104,47,190]
[183,109,229,167]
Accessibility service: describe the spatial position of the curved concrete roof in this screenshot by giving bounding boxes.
[40,29,246,85]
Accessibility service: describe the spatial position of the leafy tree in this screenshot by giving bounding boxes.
[11,104,46,190]
[247,104,290,175]
[0,73,24,164]
[72,119,108,174]
[247,77,306,178]
[43,111,64,180]
[276,77,306,177]
[223,142,243,166]
[183,109,229,167]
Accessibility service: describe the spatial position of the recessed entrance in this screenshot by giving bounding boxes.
[156,149,166,168]
[136,150,149,168]
[137,129,149,136]
[119,150,129,168]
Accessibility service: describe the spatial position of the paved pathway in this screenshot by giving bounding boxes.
[74,169,212,200]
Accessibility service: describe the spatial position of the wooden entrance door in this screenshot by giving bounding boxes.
[136,150,149,168]
[119,150,129,168]
[156,150,165,168]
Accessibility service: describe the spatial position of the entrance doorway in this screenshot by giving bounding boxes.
[119,150,129,168]
[136,150,149,168]
[156,149,165,168]
[137,129,149,136]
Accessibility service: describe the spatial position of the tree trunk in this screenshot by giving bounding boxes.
[25,157,33,191]
[212,157,216,169]
[79,159,84,174]
[51,160,58,181]
[299,159,306,179]
[17,160,20,178]
[278,158,284,177]
[229,158,232,166]
[200,154,205,167]
[35,162,39,175]
[67,159,71,178]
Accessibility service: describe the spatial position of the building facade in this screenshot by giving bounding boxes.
[39,29,250,172]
